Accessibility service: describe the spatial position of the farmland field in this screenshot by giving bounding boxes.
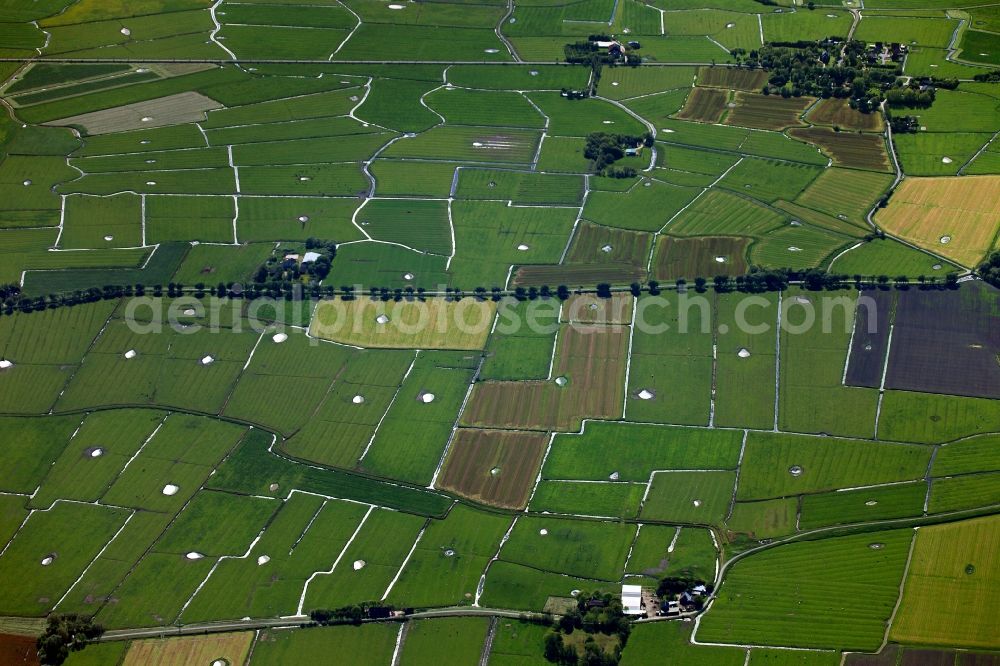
[0,4,997,664]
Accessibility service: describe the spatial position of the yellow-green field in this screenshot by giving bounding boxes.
[891,515,999,648]
[875,175,1000,267]
[310,298,497,350]
[122,632,255,666]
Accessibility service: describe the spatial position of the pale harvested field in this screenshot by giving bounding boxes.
[122,632,255,666]
[875,175,1000,267]
[891,515,999,648]
[310,297,497,350]
[47,92,223,134]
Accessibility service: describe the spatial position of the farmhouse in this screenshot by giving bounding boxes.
[621,584,644,616]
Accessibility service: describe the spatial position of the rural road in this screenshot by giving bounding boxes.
[100,607,551,643]
[0,57,736,67]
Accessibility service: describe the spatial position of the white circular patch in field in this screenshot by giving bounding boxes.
[104,235,114,241]
[146,181,157,186]
[145,159,156,164]
[589,303,598,311]
[571,589,581,597]
[137,68,149,73]
[637,389,654,400]
[121,27,131,36]
[602,120,614,124]
[419,392,436,403]
[444,549,456,557]
[865,500,878,506]
[644,181,651,187]
[257,555,270,566]
[539,529,548,536]
[490,466,501,477]
[200,355,215,365]
[269,483,280,492]
[661,128,674,133]
[212,660,228,666]
[299,176,311,182]
[932,264,942,270]
[184,308,196,316]
[298,215,309,223]
[403,272,414,280]
[609,471,619,480]
[737,348,751,358]
[485,48,499,54]
[388,3,405,8]
[726,22,735,27]
[141,116,153,122]
[186,552,204,560]
[22,179,31,186]
[728,102,737,108]
[272,333,288,343]
[0,360,13,370]
[529,70,538,76]
[554,376,568,387]
[376,314,390,324]
[140,140,151,145]
[41,555,55,566]
[790,220,802,227]
[509,16,516,23]
[472,141,484,147]
[692,499,702,507]
[980,52,990,56]
[940,235,951,244]
[794,296,809,304]
[601,244,613,253]
[714,256,726,263]
[162,483,179,496]
[788,465,803,477]
[941,156,953,164]
[352,394,365,404]
[89,447,104,458]
[611,81,619,86]
[353,559,366,570]
[827,14,837,17]
[517,243,529,251]
[869,542,884,550]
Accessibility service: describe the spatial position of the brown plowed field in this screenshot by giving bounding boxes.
[653,235,750,280]
[675,87,729,123]
[788,126,891,171]
[461,323,629,431]
[807,97,884,132]
[697,66,768,92]
[0,635,38,666]
[725,92,813,130]
[437,429,548,509]
[561,293,633,325]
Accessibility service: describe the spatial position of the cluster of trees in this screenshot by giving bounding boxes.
[308,603,401,626]
[252,238,336,286]
[36,614,104,666]
[583,132,653,176]
[976,251,1000,288]
[887,111,920,133]
[543,592,630,665]
[731,39,930,112]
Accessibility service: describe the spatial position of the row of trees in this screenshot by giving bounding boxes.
[0,268,966,316]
